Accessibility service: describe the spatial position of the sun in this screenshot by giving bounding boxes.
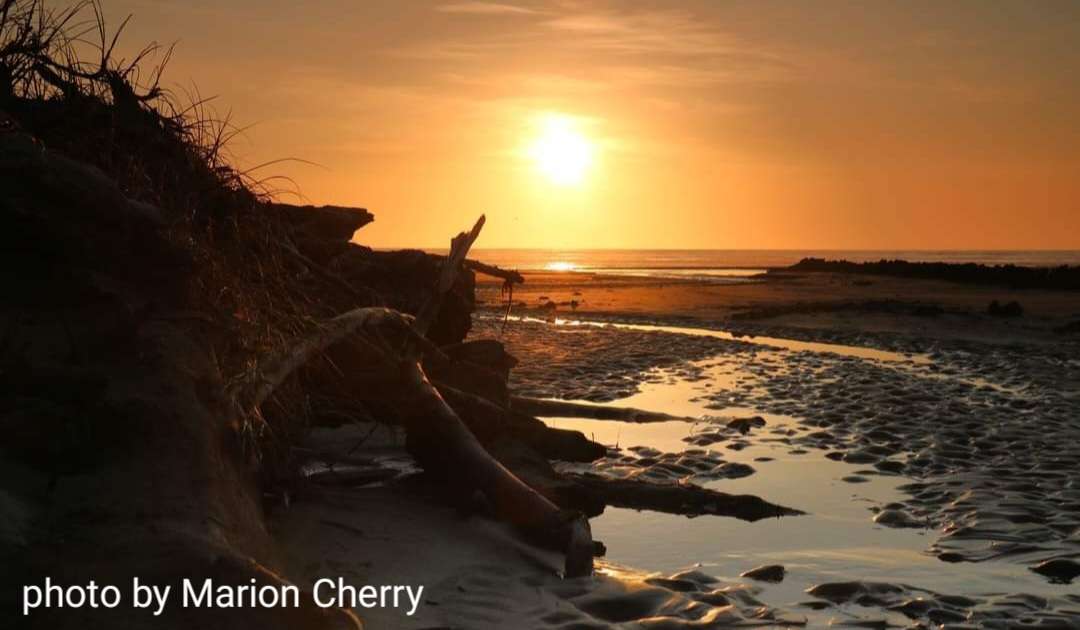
[527,115,594,186]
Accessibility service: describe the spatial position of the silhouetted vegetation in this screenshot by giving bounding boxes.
[0,0,455,472]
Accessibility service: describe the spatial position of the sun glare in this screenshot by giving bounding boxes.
[528,115,594,186]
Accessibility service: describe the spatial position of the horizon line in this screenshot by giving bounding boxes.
[365,245,1080,253]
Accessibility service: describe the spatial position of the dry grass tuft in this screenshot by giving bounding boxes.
[2,0,371,476]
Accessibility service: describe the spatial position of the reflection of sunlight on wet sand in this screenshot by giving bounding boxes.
[497,313,927,363]
[545,261,579,272]
[546,359,1066,616]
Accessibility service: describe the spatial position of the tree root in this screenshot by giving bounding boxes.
[511,396,697,423]
[565,472,804,521]
[237,217,595,577]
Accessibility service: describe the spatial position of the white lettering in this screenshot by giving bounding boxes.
[100,584,121,608]
[23,579,126,616]
[20,577,420,616]
[312,578,337,608]
[133,577,170,616]
[310,579,423,615]
[183,579,211,608]
[405,585,424,616]
[22,584,41,616]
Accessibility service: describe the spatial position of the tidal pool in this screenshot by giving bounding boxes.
[543,344,1080,626]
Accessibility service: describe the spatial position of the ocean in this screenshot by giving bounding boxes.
[455,249,1080,282]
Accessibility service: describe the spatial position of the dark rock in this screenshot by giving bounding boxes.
[271,203,374,241]
[843,449,880,464]
[425,339,518,407]
[806,581,904,605]
[1030,558,1080,583]
[740,564,785,583]
[669,570,719,586]
[427,359,509,407]
[441,339,519,381]
[714,462,756,479]
[873,508,924,529]
[727,416,766,434]
[874,460,906,474]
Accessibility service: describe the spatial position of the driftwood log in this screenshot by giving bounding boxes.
[511,396,696,423]
[400,358,594,576]
[566,472,804,520]
[464,258,524,284]
[239,216,595,578]
[404,216,593,577]
[435,382,606,463]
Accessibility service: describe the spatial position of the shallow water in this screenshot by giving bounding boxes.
[456,248,1080,273]
[503,315,927,364]
[541,342,1080,626]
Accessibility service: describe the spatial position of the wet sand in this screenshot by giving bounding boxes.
[472,270,1080,626]
[476,269,1080,346]
[279,270,1080,628]
[275,425,810,628]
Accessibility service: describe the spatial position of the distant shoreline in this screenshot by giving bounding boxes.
[473,255,1080,289]
[405,248,1080,275]
[781,257,1080,291]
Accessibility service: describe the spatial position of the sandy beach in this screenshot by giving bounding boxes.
[268,268,1080,627]
[477,270,1080,343]
[7,2,1080,628]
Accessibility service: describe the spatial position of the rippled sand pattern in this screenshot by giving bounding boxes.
[698,343,1080,573]
[475,315,1080,626]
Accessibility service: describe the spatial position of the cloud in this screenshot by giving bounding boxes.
[394,5,794,92]
[544,9,742,57]
[437,2,539,16]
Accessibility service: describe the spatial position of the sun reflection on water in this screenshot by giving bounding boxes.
[545,261,579,272]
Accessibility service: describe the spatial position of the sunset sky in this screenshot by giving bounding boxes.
[110,1,1080,249]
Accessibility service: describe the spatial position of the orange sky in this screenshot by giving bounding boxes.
[111,1,1080,249]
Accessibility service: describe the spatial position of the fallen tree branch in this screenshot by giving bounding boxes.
[565,472,805,521]
[239,307,403,412]
[239,216,595,577]
[464,258,524,284]
[403,215,593,577]
[511,396,697,424]
[402,360,594,576]
[435,381,606,463]
[413,215,485,338]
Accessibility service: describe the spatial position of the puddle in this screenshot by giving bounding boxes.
[542,354,1078,623]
